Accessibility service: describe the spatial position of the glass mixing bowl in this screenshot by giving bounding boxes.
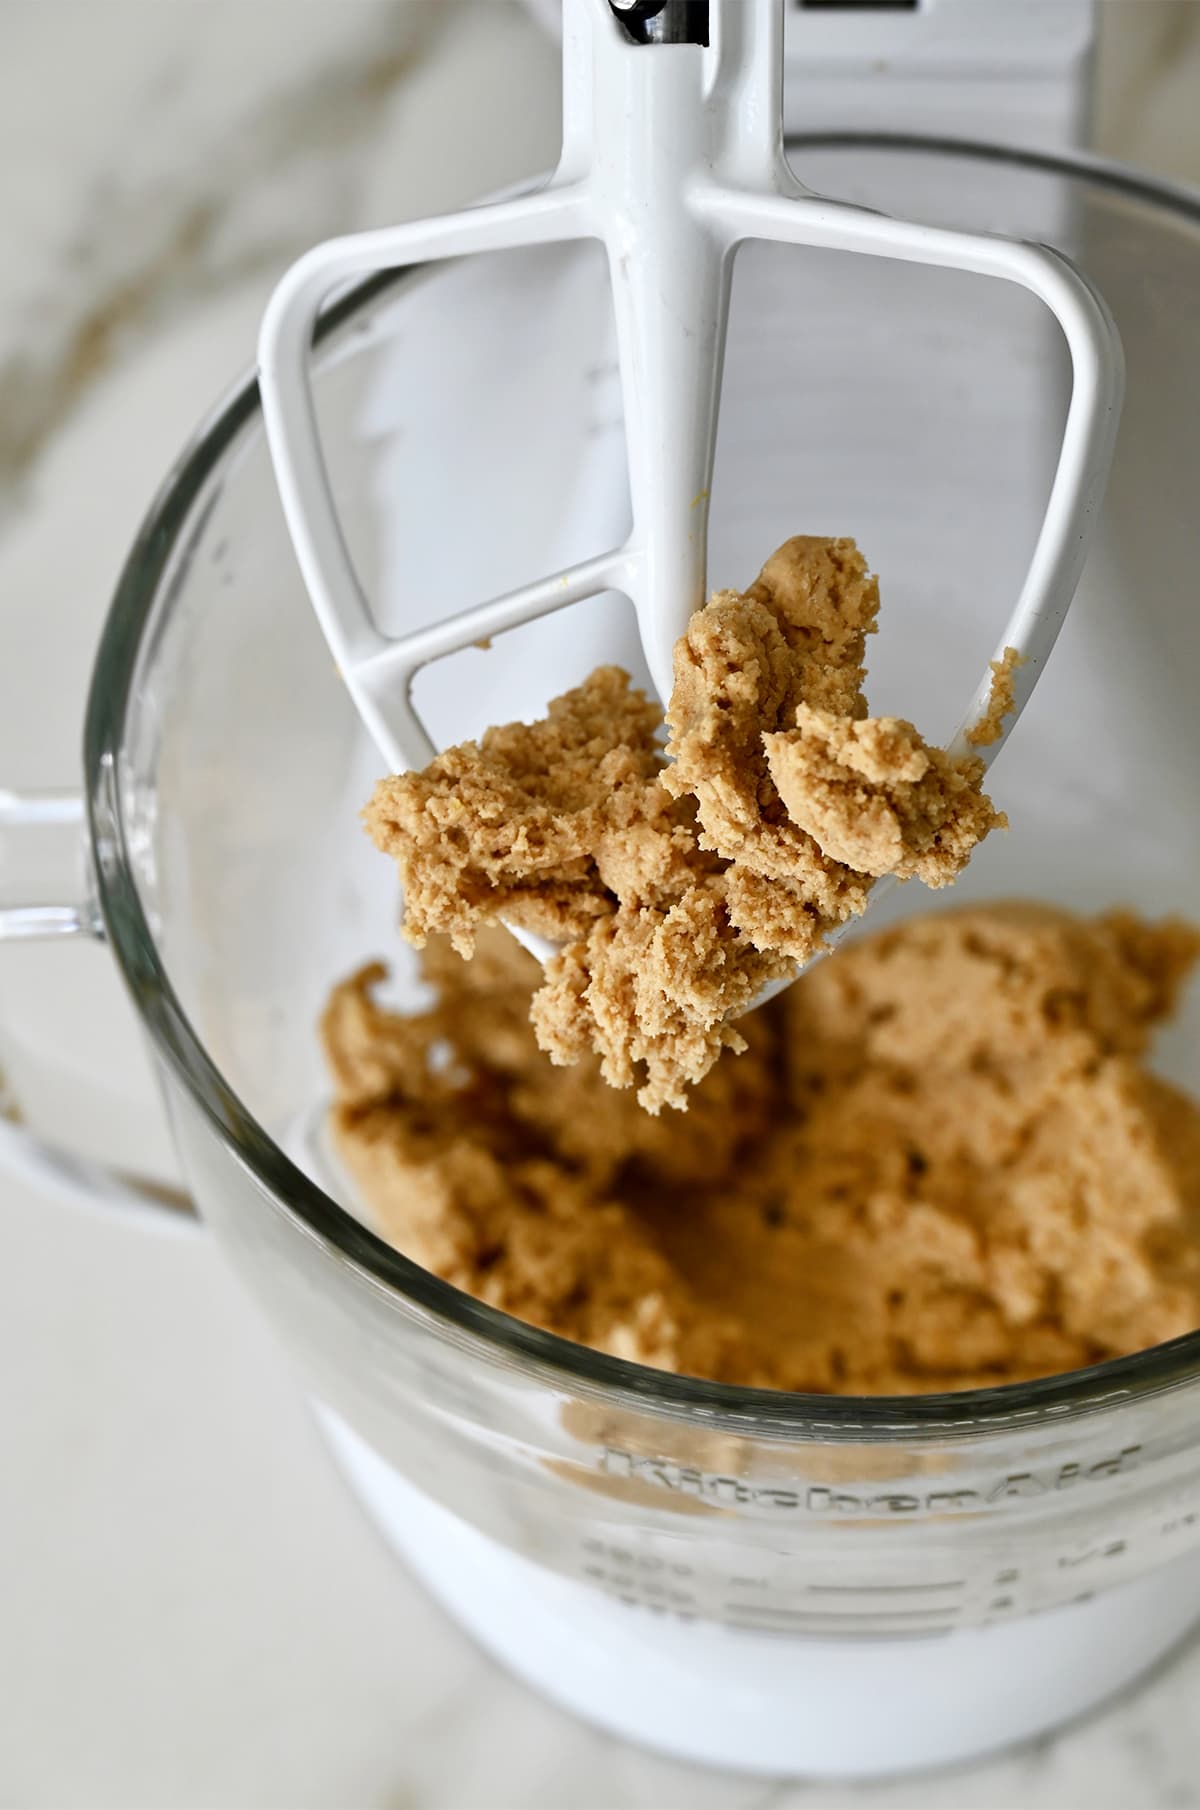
[7,138,1200,1778]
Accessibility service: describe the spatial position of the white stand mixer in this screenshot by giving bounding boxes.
[7,0,1200,1784]
[250,0,1169,1779]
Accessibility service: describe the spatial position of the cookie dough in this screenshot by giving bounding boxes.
[967,647,1024,748]
[323,903,1200,1395]
[366,537,1006,1110]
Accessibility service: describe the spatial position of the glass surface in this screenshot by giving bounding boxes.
[85,141,1200,1634]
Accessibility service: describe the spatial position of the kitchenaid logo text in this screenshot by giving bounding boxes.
[599,1445,1142,1515]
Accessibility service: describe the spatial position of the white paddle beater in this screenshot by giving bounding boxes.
[258,0,1123,970]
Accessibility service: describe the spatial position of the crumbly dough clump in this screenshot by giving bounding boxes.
[968,646,1025,748]
[323,904,1200,1394]
[366,537,1008,1110]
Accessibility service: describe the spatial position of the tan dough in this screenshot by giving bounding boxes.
[967,646,1025,748]
[366,537,1007,1109]
[323,904,1200,1394]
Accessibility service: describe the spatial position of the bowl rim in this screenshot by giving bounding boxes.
[85,131,1200,1441]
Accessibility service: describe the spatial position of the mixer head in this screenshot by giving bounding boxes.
[257,0,1123,971]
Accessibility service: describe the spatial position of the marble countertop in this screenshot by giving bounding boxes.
[4,4,1200,1806]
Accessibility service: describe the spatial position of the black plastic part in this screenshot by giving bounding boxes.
[610,0,710,47]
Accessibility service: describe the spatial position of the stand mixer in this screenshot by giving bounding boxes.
[8,0,1200,1783]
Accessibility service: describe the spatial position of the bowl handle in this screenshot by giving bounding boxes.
[0,789,200,1235]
